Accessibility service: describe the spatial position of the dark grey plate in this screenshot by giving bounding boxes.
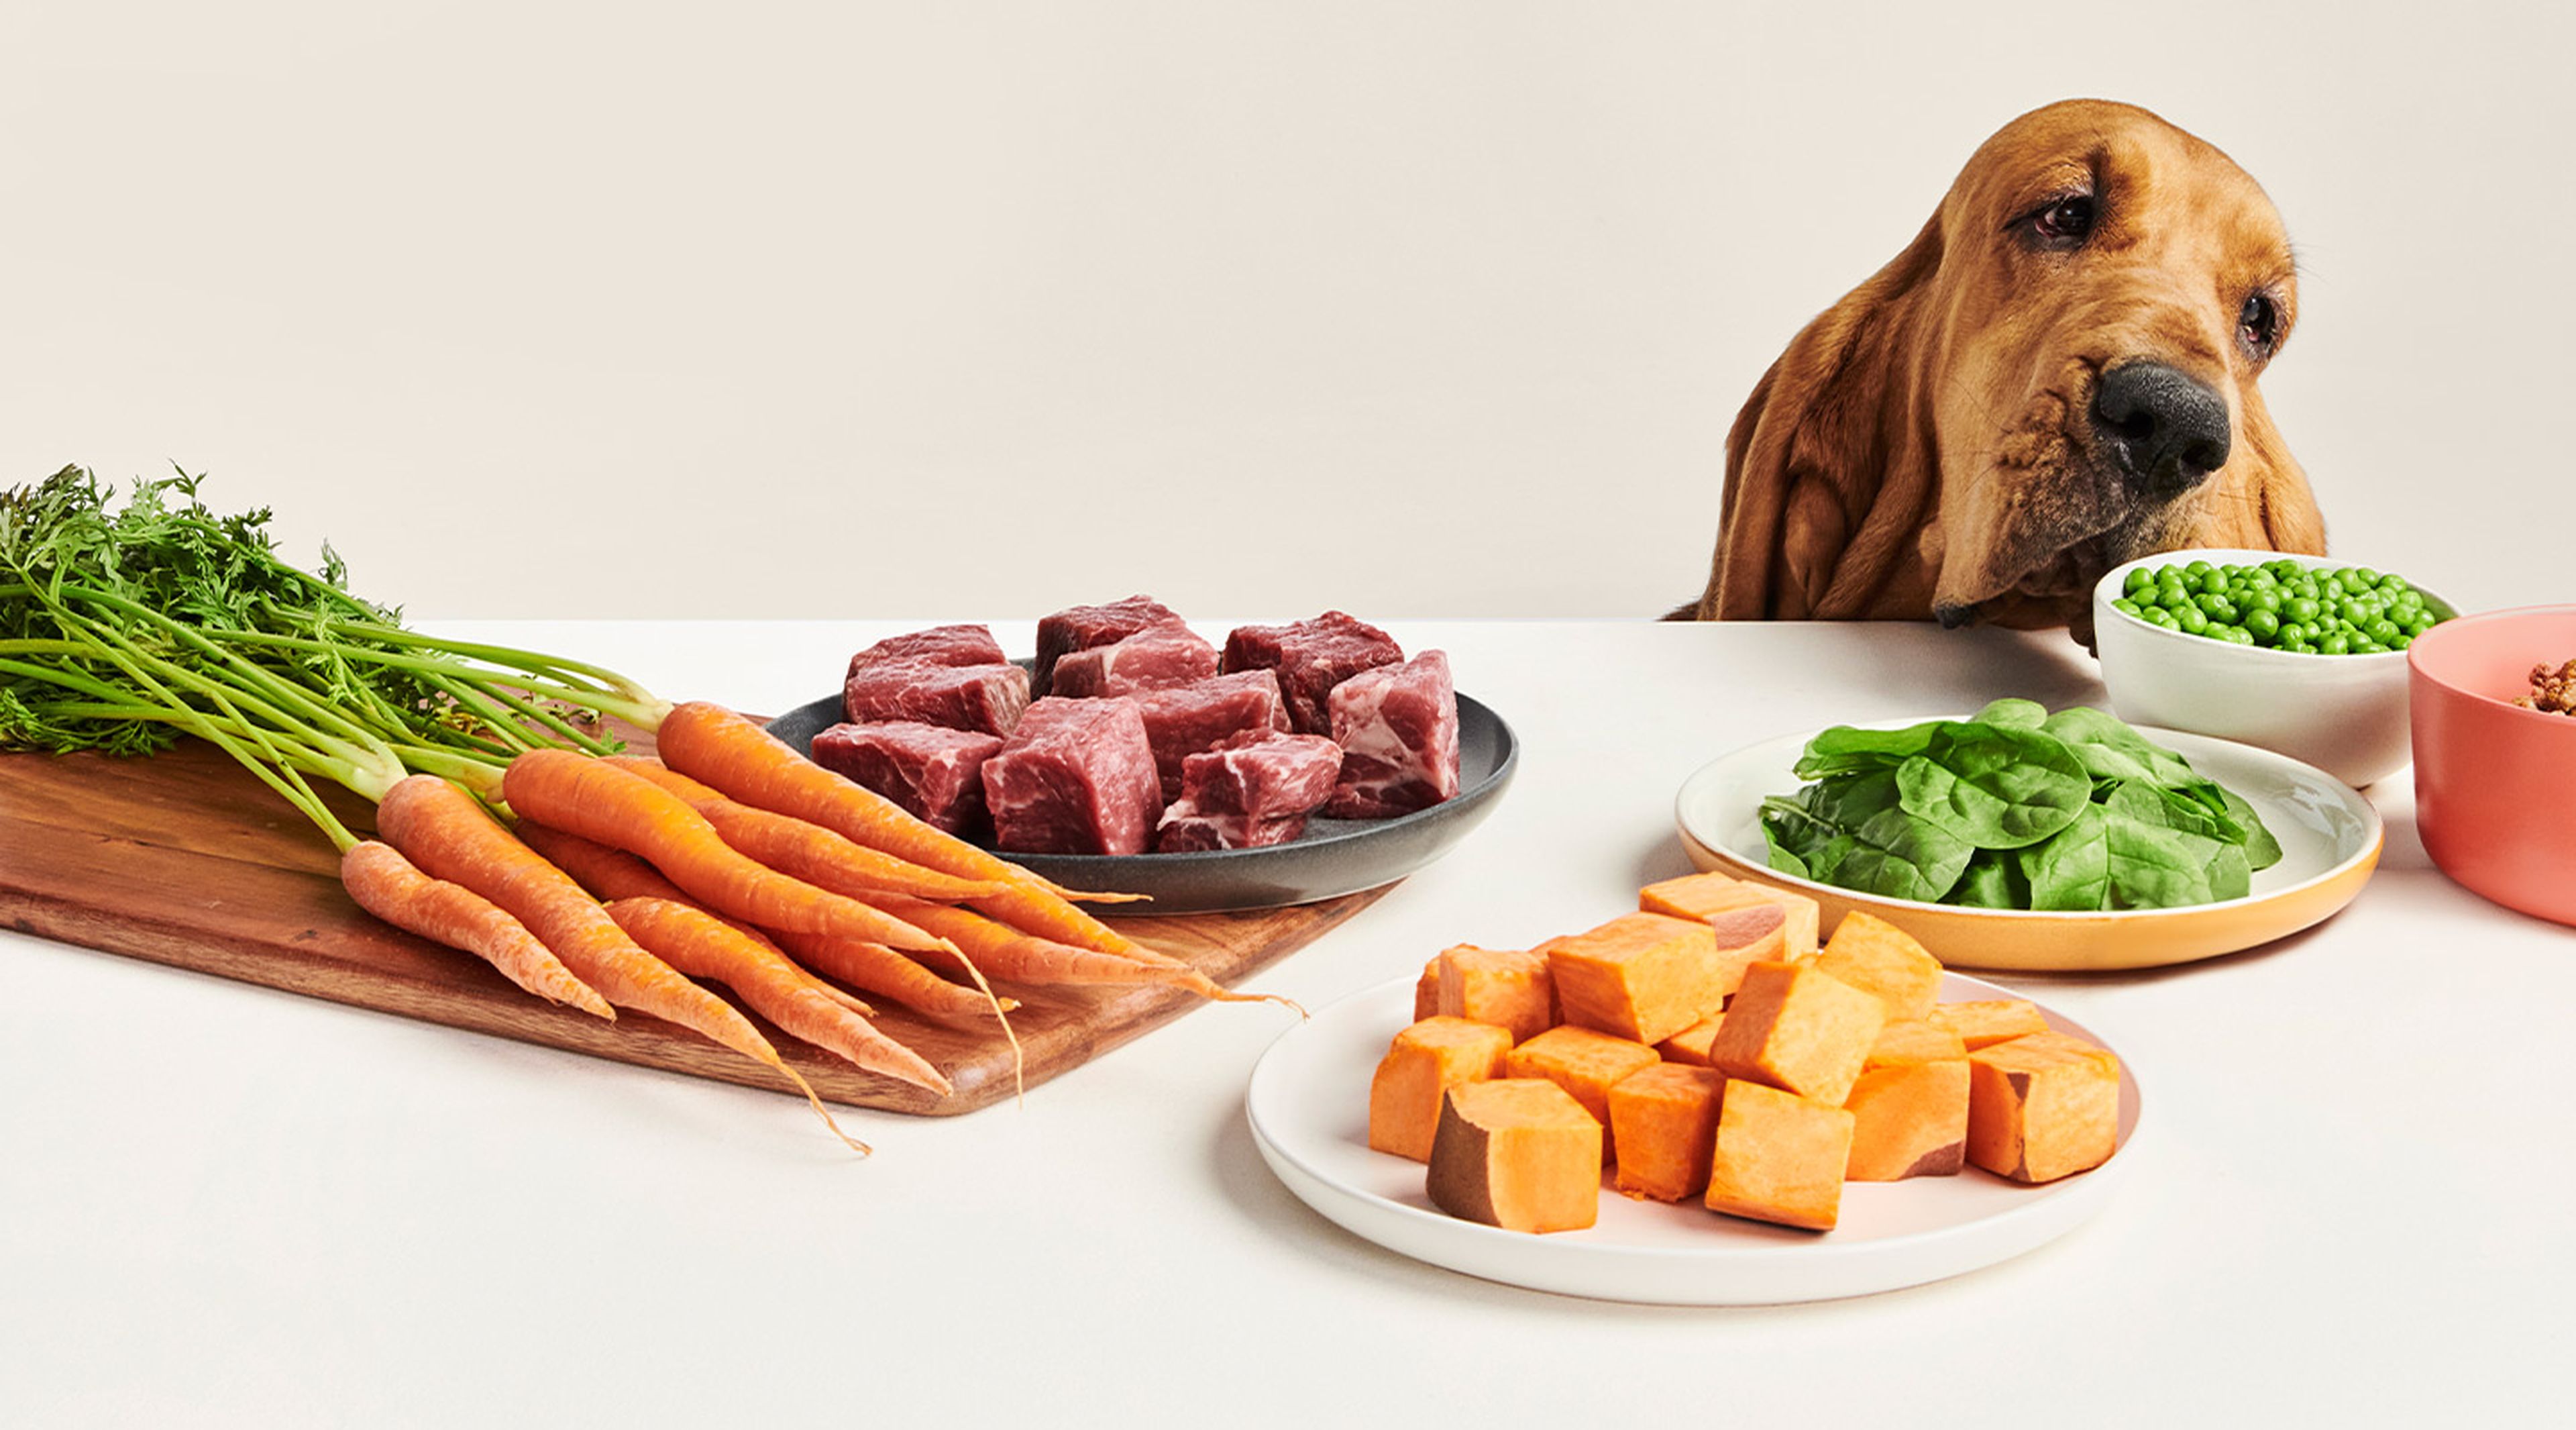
[764,690,1517,914]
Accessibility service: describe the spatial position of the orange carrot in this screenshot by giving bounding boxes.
[498,749,955,956]
[516,821,876,1019]
[605,897,951,1097]
[875,897,1289,1006]
[760,923,1022,1030]
[374,774,784,1065]
[600,756,1012,903]
[651,700,1149,957]
[340,840,615,1020]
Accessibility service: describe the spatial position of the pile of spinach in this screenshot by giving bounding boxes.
[1760,699,2283,911]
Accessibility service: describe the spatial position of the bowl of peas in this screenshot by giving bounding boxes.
[2091,550,2457,787]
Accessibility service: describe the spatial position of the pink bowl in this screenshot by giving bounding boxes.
[2409,605,2576,925]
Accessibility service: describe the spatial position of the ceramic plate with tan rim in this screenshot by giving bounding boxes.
[1672,718,2383,972]
[1246,970,2141,1305]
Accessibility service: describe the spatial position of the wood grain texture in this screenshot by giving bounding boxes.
[0,735,1384,1115]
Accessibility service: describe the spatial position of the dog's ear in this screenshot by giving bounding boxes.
[1690,216,1946,620]
[2243,390,2326,554]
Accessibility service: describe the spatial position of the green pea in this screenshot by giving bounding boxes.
[2179,606,2209,633]
[2352,567,2381,586]
[2393,630,2416,649]
[2186,560,2214,579]
[2245,608,2281,641]
[2198,593,2236,622]
[2319,632,2351,655]
[2125,568,2155,596]
[2380,575,2412,595]
[2144,607,2179,629]
[2340,600,2370,627]
[2285,597,2320,623]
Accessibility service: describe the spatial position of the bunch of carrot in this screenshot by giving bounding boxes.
[1,468,1286,1151]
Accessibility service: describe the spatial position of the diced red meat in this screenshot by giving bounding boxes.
[980,697,1163,856]
[1155,811,1310,852]
[1129,670,1293,801]
[845,624,1007,676]
[843,660,1030,737]
[1049,623,1221,698]
[1033,595,1185,696]
[809,721,1004,836]
[1220,611,1405,734]
[1173,732,1344,819]
[1323,650,1461,818]
[1151,732,1343,852]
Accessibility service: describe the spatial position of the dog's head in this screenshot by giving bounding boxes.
[1694,99,2326,631]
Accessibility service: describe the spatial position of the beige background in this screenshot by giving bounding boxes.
[4,2,2557,621]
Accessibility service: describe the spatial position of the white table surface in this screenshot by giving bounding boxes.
[5,619,2570,1427]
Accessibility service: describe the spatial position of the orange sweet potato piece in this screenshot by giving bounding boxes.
[1434,943,1558,1044]
[1639,872,1823,960]
[1702,1079,1856,1231]
[1427,1078,1603,1234]
[1656,1011,1726,1067]
[1607,1064,1725,1203]
[1707,960,1887,1107]
[1506,1024,1661,1158]
[1813,911,1943,1021]
[1844,1023,1970,1181]
[1930,999,2049,1050]
[1413,958,1440,1021]
[1545,911,1724,1045]
[1967,1033,2121,1183]
[1368,1017,1514,1163]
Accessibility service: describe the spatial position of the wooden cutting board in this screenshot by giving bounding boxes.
[0,734,1386,1115]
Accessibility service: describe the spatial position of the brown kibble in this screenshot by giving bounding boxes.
[1368,1017,1513,1163]
[1426,1079,1603,1234]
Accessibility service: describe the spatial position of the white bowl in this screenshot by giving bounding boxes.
[2091,548,2452,788]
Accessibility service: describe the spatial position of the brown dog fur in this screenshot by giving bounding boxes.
[1683,100,2325,636]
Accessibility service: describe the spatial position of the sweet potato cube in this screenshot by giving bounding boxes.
[1368,1017,1513,1163]
[1702,902,1789,1001]
[1702,1080,1856,1231]
[1545,912,1723,1046]
[1656,1011,1726,1067]
[1607,1064,1725,1203]
[1426,1079,1603,1234]
[1707,960,1887,1107]
[1843,1045,1970,1182]
[1813,911,1943,1021]
[1434,944,1558,1044]
[1930,999,2049,1050]
[1505,1024,1660,1158]
[1640,872,1821,959]
[1413,958,1441,1021]
[1967,1034,2121,1184]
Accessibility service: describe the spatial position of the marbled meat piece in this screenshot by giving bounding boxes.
[845,623,1008,676]
[981,697,1163,855]
[809,720,1004,836]
[1151,731,1344,852]
[843,660,1030,737]
[1220,611,1405,734]
[1155,809,1309,852]
[1049,622,1221,698]
[1033,595,1185,696]
[1130,670,1293,801]
[1324,649,1462,818]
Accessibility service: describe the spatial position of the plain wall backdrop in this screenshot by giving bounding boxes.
[4,1,2561,621]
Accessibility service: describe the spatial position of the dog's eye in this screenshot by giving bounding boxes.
[2031,195,2095,244]
[2239,294,2283,354]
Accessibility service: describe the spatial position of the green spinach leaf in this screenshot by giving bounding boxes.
[2020,804,2109,910]
[1894,725,2090,850]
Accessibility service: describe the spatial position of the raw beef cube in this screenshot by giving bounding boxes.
[1130,670,1293,801]
[1324,650,1462,818]
[845,624,1008,676]
[843,660,1030,737]
[1152,733,1344,852]
[1049,623,1221,698]
[1220,611,1405,734]
[1155,811,1309,852]
[1033,595,1185,695]
[1175,733,1344,819]
[981,697,1163,855]
[809,720,1004,836]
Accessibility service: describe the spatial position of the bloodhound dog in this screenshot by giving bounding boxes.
[1682,99,2325,640]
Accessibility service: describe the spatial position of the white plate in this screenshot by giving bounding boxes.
[1245,972,2142,1305]
[1673,718,2384,972]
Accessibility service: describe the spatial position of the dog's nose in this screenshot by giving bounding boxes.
[2091,362,2231,497]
